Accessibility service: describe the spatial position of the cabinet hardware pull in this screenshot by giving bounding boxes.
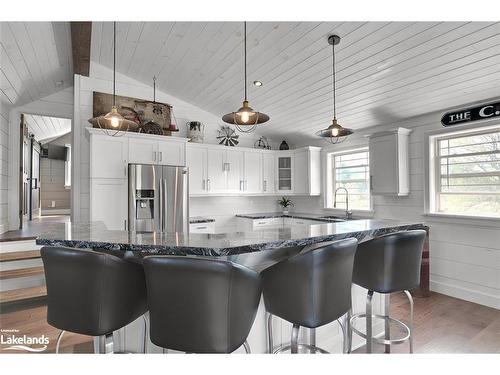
[124,219,127,230]
[370,175,373,190]
[160,152,163,162]
[207,179,211,191]
[196,226,208,229]
[153,151,156,162]
[263,180,267,192]
[202,179,205,190]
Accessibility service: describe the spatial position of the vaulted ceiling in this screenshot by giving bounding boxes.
[1,22,73,108]
[90,21,500,144]
[2,22,500,145]
[24,114,71,142]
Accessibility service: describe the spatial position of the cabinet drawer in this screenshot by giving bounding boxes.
[189,222,215,233]
[252,218,282,228]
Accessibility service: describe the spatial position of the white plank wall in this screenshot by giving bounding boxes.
[291,109,500,309]
[73,63,279,223]
[0,95,9,234]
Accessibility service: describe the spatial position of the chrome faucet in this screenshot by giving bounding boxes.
[334,187,353,220]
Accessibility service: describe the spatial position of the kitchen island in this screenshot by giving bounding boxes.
[36,219,428,354]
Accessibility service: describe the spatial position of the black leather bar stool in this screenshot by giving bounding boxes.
[41,246,148,354]
[143,256,262,354]
[262,238,358,354]
[349,230,426,353]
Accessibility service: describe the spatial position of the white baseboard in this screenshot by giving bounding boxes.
[41,208,70,215]
[430,280,500,310]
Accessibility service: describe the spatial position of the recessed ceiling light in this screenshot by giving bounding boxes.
[253,80,263,87]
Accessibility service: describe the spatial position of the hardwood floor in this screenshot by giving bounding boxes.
[0,215,70,242]
[0,292,498,354]
[353,291,500,354]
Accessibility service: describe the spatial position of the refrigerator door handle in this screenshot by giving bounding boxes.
[162,178,168,232]
[159,177,163,231]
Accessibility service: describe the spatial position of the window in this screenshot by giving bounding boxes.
[326,149,371,211]
[431,127,500,217]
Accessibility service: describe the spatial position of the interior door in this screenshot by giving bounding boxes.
[31,144,41,218]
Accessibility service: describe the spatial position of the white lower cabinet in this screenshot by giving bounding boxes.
[90,179,128,231]
[189,222,216,234]
[236,217,283,231]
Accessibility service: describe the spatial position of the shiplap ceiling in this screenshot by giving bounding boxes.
[24,114,71,142]
[0,22,73,108]
[90,21,500,144]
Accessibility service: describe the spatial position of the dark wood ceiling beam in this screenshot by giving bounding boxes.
[70,22,92,77]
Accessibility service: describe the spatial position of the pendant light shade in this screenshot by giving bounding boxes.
[88,22,135,136]
[222,22,269,133]
[316,35,353,144]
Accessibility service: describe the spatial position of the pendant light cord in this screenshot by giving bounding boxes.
[244,21,247,101]
[153,76,156,103]
[113,21,116,107]
[332,41,336,120]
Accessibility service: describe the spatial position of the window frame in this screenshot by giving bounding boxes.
[324,147,373,212]
[428,124,500,219]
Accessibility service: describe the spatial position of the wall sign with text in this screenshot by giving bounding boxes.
[441,101,500,127]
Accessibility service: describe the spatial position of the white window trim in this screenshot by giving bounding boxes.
[426,122,500,220]
[323,147,373,213]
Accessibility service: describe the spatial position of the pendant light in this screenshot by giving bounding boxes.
[222,22,269,133]
[89,22,135,136]
[316,35,353,144]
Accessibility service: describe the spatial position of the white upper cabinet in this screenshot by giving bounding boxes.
[186,146,207,195]
[90,133,128,179]
[262,152,275,194]
[368,127,411,196]
[186,143,322,197]
[128,136,186,166]
[243,150,262,194]
[225,149,244,193]
[276,152,294,194]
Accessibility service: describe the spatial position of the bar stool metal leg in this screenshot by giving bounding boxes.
[95,333,113,354]
[309,328,316,348]
[291,324,300,354]
[384,293,391,353]
[347,308,352,353]
[55,330,65,354]
[243,340,251,354]
[337,315,349,354]
[366,290,374,353]
[141,315,148,354]
[404,290,414,354]
[267,312,274,354]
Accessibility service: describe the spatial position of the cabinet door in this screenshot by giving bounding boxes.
[243,151,262,194]
[187,147,207,195]
[277,155,293,193]
[90,135,128,179]
[129,138,157,164]
[369,135,397,194]
[157,140,186,166]
[262,153,275,194]
[90,179,127,230]
[293,150,308,194]
[226,149,244,193]
[206,148,226,193]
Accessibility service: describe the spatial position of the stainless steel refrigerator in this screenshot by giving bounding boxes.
[128,164,189,233]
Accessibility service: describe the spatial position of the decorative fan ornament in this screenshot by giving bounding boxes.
[217,126,240,147]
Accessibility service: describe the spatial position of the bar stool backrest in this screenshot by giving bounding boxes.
[262,238,358,329]
[41,246,147,336]
[352,230,427,293]
[143,256,262,353]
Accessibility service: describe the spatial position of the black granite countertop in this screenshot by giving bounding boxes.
[189,217,215,224]
[36,220,427,259]
[236,212,347,222]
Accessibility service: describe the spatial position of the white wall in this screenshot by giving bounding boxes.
[0,99,9,233]
[73,63,279,223]
[291,108,500,309]
[7,86,73,230]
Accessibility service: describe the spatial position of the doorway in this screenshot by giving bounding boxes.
[18,113,72,229]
